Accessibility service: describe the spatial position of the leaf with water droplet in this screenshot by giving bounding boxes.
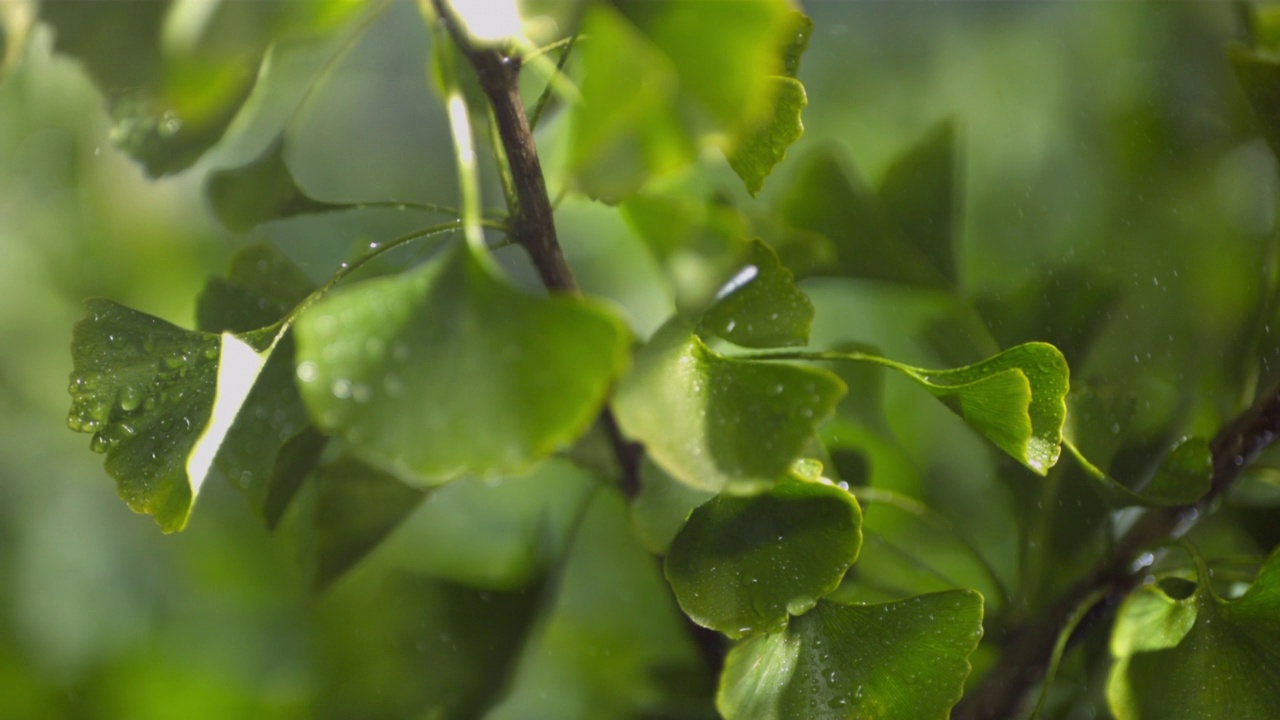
[206,136,344,232]
[823,343,1068,475]
[1108,547,1280,719]
[717,590,983,720]
[700,239,814,349]
[293,244,630,482]
[613,320,845,493]
[725,77,807,197]
[665,469,862,639]
[67,299,282,531]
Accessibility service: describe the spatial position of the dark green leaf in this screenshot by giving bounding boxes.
[205,137,343,232]
[777,146,942,287]
[67,300,277,531]
[726,77,807,197]
[717,591,984,720]
[1230,43,1280,162]
[1108,549,1280,719]
[196,241,315,334]
[310,455,426,591]
[1065,437,1212,507]
[293,245,630,482]
[613,321,846,492]
[699,239,814,349]
[665,471,862,639]
[369,458,598,590]
[487,491,715,720]
[877,120,958,284]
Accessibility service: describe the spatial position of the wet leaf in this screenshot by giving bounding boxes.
[67,300,279,531]
[293,245,630,482]
[1108,549,1280,720]
[665,471,862,639]
[206,137,343,232]
[613,321,845,492]
[726,77,807,197]
[196,242,315,334]
[699,239,814,349]
[717,590,984,720]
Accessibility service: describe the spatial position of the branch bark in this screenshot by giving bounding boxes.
[953,384,1280,720]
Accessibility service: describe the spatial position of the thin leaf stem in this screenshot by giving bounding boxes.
[1026,586,1111,720]
[528,34,576,132]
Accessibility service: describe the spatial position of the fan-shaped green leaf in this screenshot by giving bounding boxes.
[630,459,716,555]
[1108,549,1280,720]
[293,245,630,483]
[613,322,845,493]
[717,591,984,720]
[665,470,862,639]
[67,300,281,531]
[700,239,814,349]
[902,342,1067,475]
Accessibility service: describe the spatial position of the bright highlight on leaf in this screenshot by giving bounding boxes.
[293,244,630,483]
[1108,549,1280,720]
[67,300,282,531]
[717,590,984,720]
[700,239,814,349]
[613,321,845,493]
[665,469,862,639]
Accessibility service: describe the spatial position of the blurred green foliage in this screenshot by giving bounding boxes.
[3,2,1280,719]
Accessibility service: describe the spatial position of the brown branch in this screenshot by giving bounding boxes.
[953,383,1280,720]
[428,0,639,496]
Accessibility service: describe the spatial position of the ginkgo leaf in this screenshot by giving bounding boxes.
[1108,549,1280,720]
[877,120,958,284]
[699,239,814,349]
[613,321,845,493]
[293,244,630,483]
[665,470,862,639]
[67,300,281,531]
[807,343,1068,475]
[717,591,984,720]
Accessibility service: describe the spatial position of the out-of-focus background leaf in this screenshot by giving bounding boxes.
[2,2,1278,718]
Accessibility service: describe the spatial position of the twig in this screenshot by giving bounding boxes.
[952,383,1280,720]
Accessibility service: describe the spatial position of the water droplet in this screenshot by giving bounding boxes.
[296,361,318,382]
[160,110,182,136]
[332,379,352,399]
[119,385,143,412]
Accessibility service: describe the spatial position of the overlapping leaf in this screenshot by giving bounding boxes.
[293,244,630,483]
[41,0,363,176]
[67,300,279,531]
[206,137,343,232]
[613,321,845,492]
[1108,550,1280,719]
[717,591,984,720]
[665,471,862,639]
